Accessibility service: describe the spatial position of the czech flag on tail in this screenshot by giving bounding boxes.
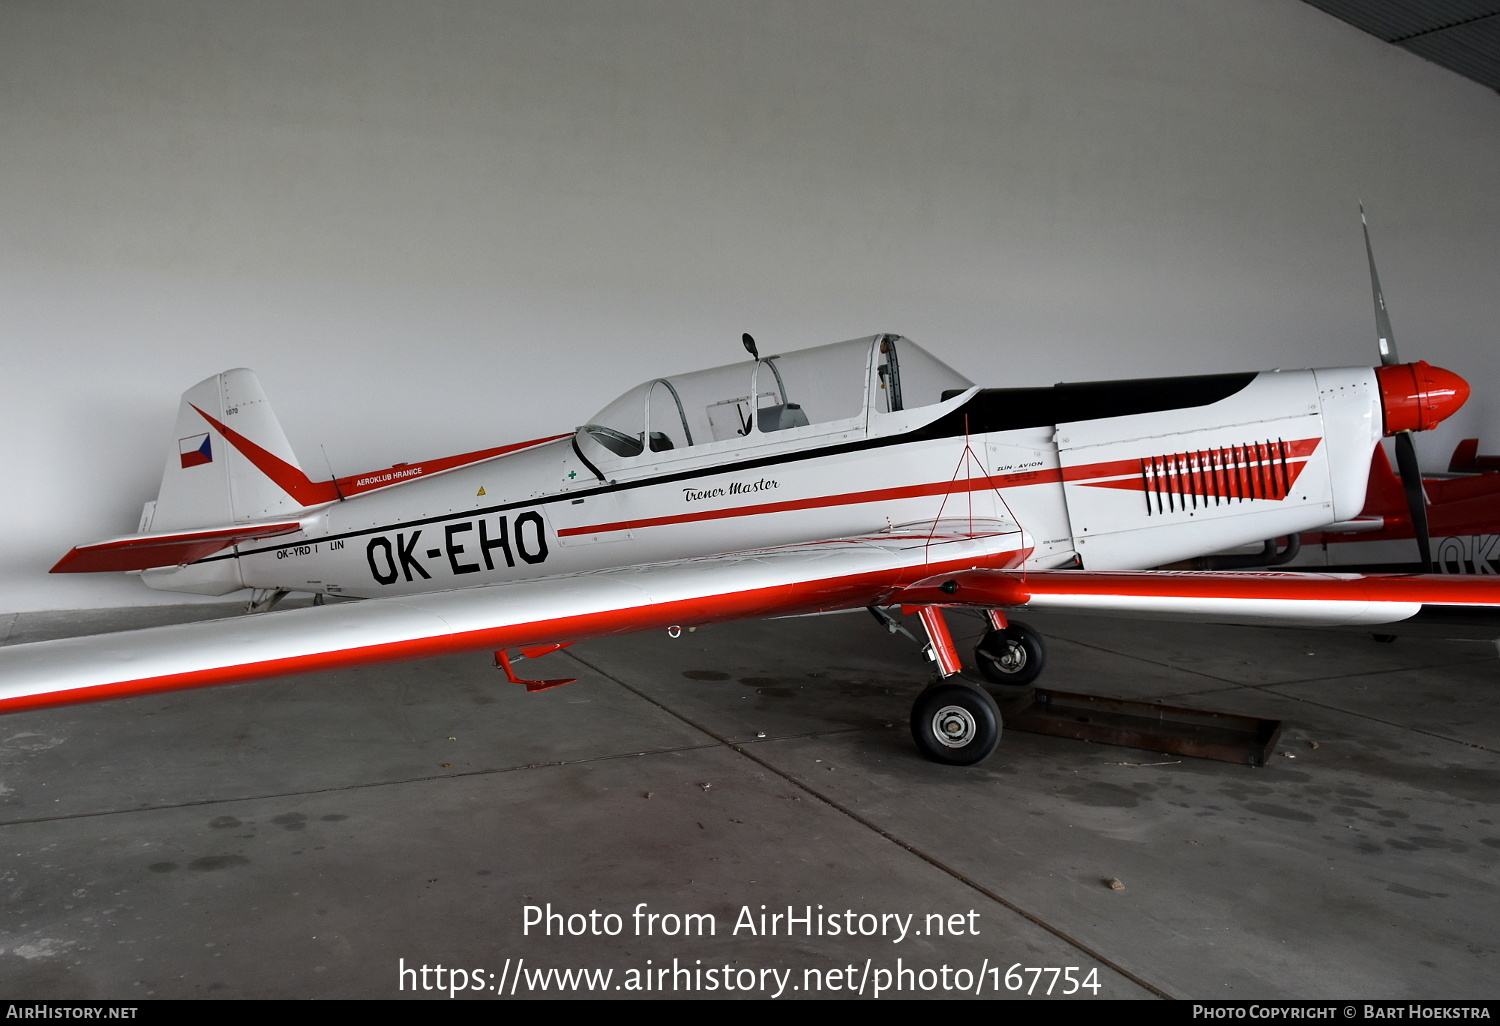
[179,433,213,469]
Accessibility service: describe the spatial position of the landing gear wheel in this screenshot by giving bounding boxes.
[974,620,1046,688]
[910,681,1002,766]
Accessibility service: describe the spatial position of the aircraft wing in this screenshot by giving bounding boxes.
[8,530,1500,718]
[0,528,1028,715]
[896,568,1500,630]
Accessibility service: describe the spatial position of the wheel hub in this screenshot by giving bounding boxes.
[931,705,977,748]
[996,640,1026,673]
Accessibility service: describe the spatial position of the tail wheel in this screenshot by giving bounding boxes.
[974,620,1046,688]
[910,681,1002,766]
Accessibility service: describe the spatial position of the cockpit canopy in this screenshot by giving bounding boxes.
[579,334,973,459]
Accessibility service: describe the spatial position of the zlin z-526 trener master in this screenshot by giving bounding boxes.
[5,219,1498,765]
[4,325,1494,765]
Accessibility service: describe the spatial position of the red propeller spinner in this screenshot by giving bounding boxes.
[1375,361,1470,435]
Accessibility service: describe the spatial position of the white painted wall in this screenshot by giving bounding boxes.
[1,0,1496,611]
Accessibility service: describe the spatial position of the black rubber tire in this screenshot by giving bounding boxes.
[910,681,1002,766]
[974,620,1047,688]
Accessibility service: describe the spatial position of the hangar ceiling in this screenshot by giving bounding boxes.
[1303,1,1500,93]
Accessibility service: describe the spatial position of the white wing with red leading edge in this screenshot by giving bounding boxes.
[11,525,1500,717]
[0,527,1030,715]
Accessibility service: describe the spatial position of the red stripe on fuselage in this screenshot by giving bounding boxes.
[191,404,567,505]
[558,476,1029,537]
[1070,437,1321,495]
[559,436,1325,537]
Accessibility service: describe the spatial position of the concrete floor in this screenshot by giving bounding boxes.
[1,601,1497,1000]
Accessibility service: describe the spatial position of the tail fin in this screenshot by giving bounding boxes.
[147,369,326,532]
[1448,438,1500,473]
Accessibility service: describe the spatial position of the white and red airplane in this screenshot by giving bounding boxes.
[2,326,1497,766]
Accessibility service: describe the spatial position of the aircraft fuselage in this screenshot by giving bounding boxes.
[144,358,1385,601]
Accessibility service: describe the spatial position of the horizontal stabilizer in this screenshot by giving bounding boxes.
[50,522,304,574]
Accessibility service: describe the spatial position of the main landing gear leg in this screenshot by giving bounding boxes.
[908,606,1001,766]
[974,612,1047,689]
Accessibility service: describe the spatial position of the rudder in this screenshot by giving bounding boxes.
[146,369,313,533]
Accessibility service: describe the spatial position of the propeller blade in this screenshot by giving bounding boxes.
[1360,203,1400,366]
[1392,431,1431,570]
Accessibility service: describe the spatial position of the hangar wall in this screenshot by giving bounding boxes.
[0,0,1496,612]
